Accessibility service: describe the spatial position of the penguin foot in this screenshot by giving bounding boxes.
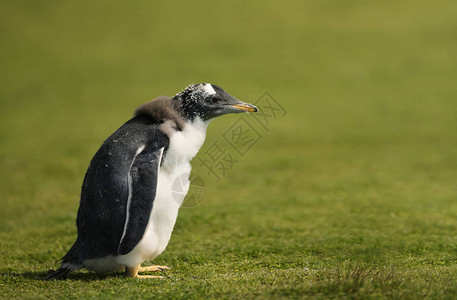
[139,265,171,272]
[125,265,167,279]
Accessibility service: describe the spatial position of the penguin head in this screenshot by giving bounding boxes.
[174,83,258,121]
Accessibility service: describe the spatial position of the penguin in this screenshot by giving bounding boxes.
[47,83,257,279]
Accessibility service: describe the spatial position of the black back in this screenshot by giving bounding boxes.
[62,115,169,264]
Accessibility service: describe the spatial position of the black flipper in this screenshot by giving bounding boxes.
[117,145,164,255]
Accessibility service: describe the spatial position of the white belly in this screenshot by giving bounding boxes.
[83,118,208,272]
[115,162,190,268]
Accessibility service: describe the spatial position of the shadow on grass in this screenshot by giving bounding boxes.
[2,270,124,282]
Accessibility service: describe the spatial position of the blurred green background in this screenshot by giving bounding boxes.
[1,1,457,298]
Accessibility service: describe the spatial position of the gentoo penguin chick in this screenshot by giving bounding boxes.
[47,83,257,279]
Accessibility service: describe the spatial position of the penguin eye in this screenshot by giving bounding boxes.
[211,98,220,104]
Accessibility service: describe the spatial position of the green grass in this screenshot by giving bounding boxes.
[1,0,457,298]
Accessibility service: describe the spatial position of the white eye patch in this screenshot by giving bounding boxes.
[176,83,216,100]
[202,83,216,95]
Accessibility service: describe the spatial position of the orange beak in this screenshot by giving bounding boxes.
[232,104,258,112]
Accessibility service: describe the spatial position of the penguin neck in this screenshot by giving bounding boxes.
[161,117,210,173]
[186,116,211,133]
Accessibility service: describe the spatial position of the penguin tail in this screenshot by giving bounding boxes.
[46,262,82,280]
[47,240,83,280]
